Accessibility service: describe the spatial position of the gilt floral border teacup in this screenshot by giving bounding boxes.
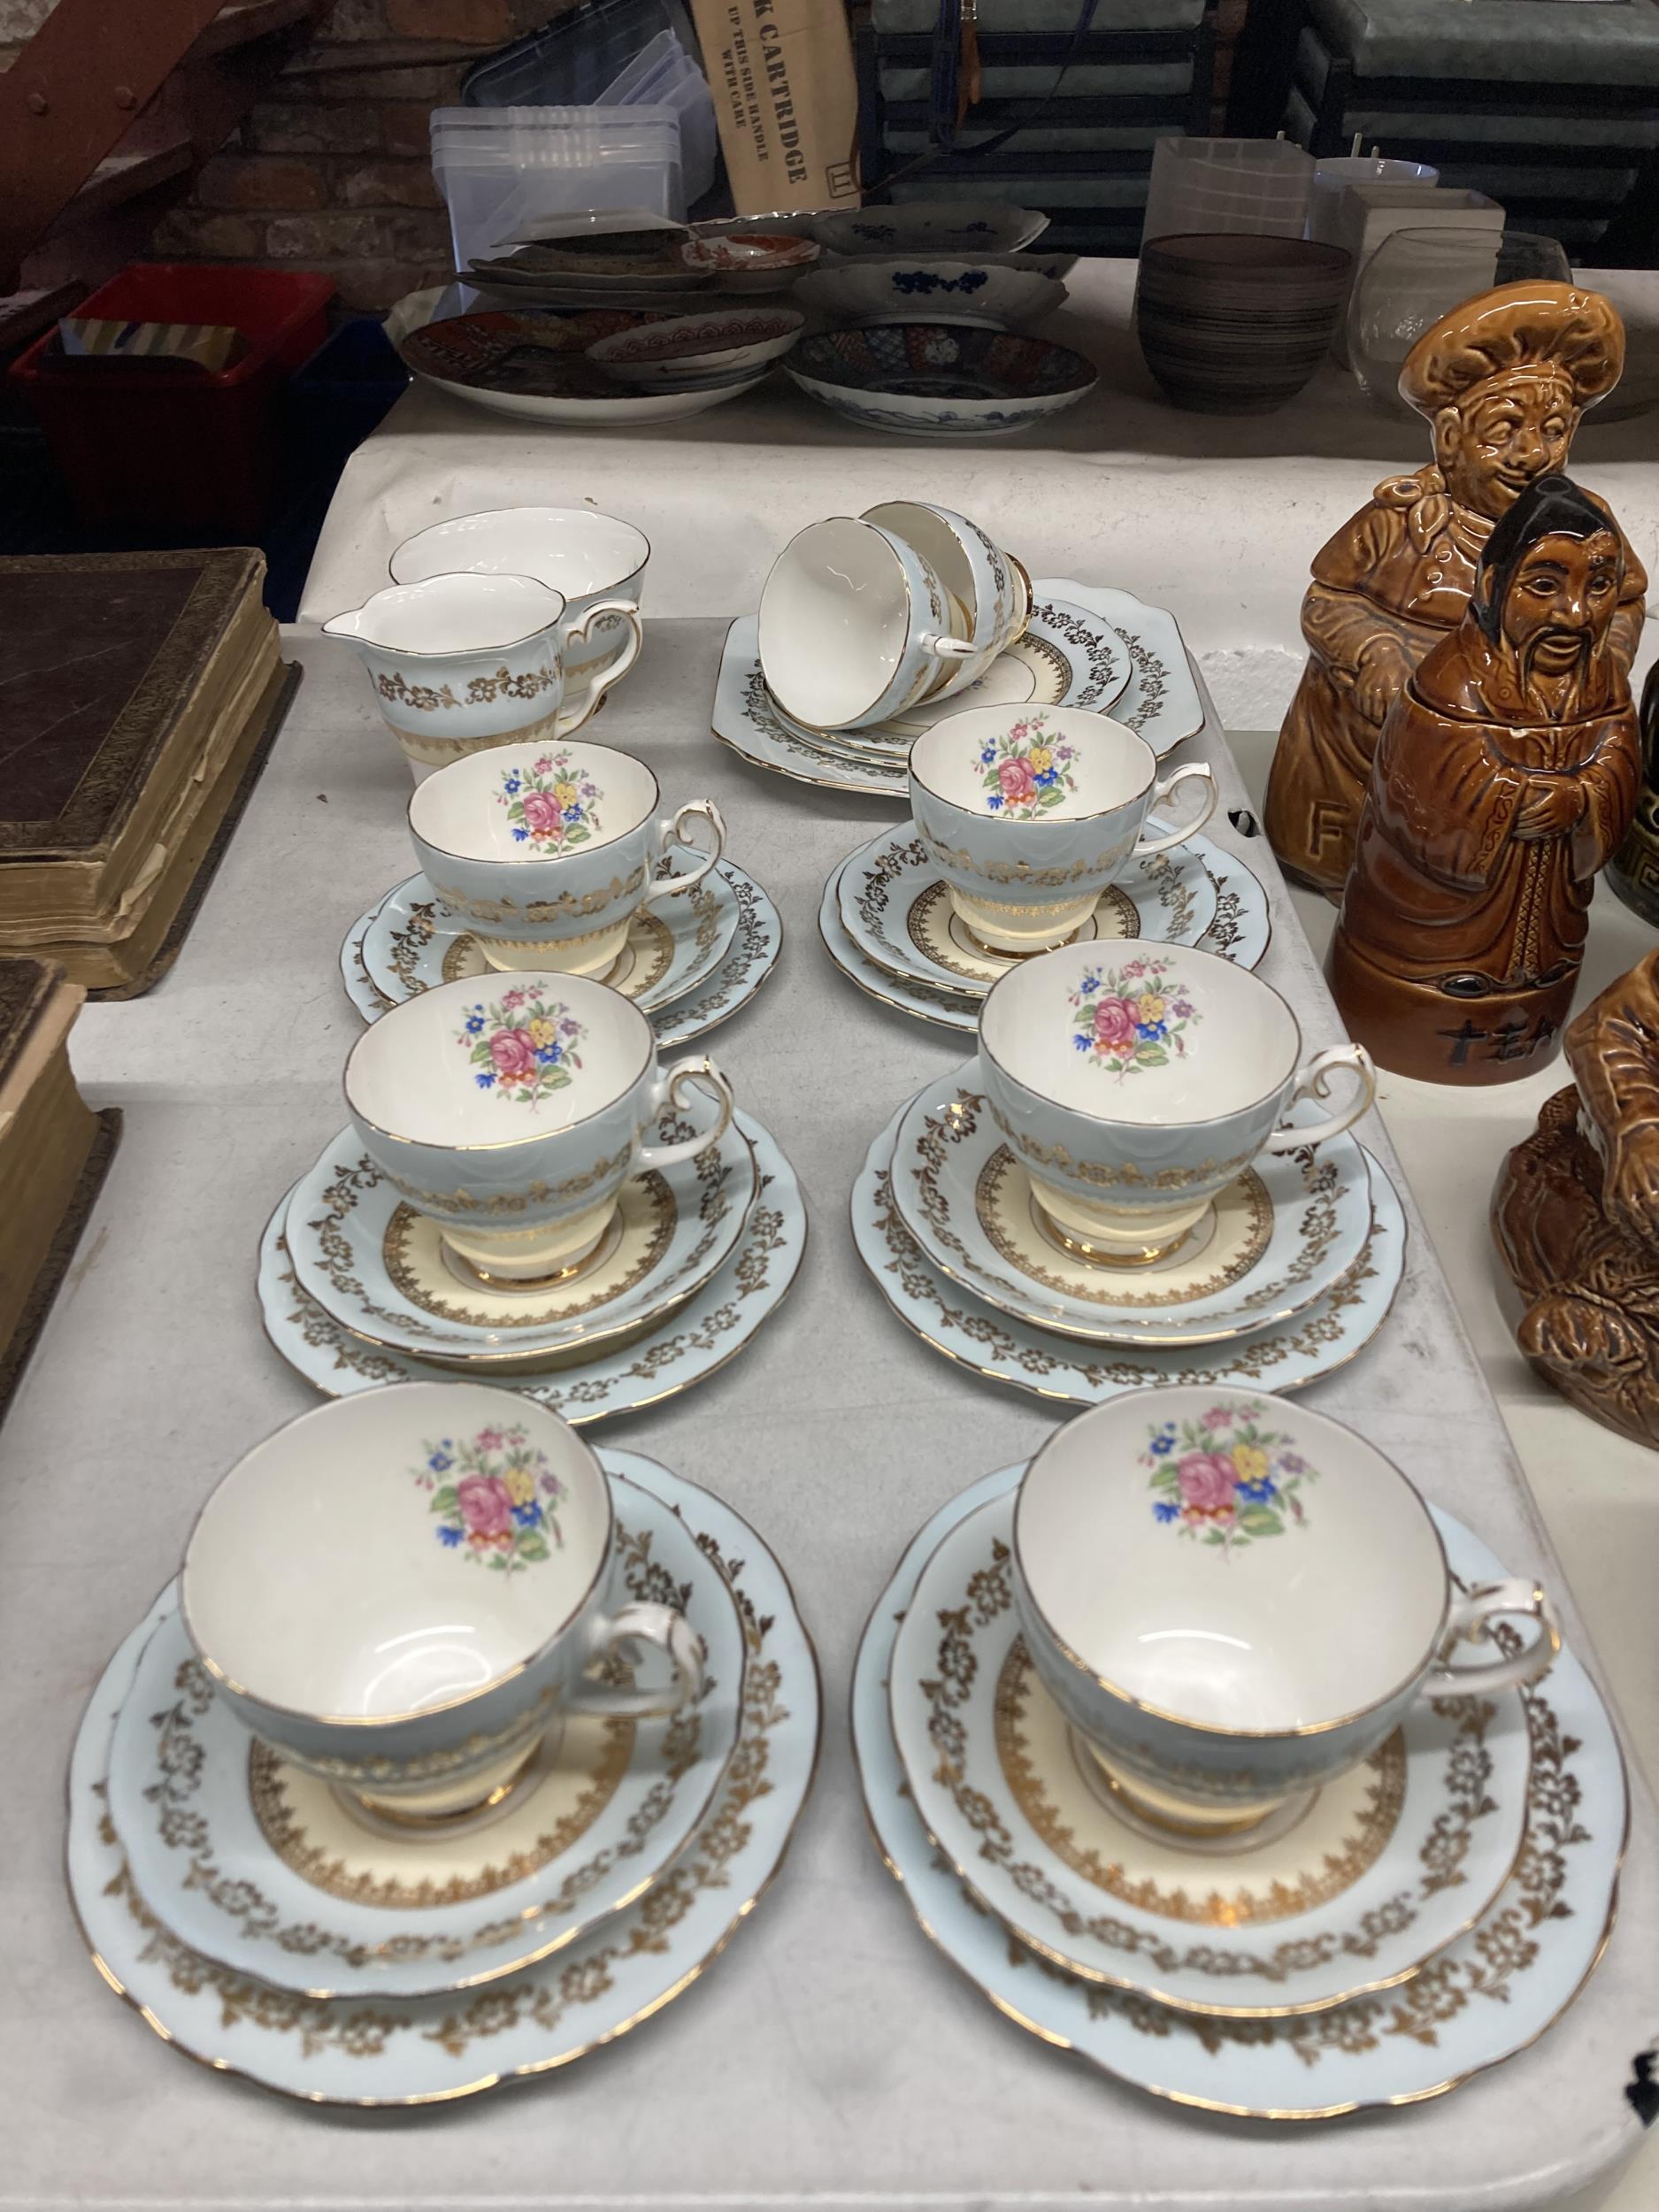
[389,506,649,688]
[1013,1386,1562,1834]
[862,500,1026,699]
[910,704,1218,953]
[409,738,725,975]
[342,972,734,1280]
[757,515,976,732]
[181,1384,703,1814]
[324,572,641,783]
[978,941,1375,1259]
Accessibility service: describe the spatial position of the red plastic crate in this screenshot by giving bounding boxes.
[11,263,336,534]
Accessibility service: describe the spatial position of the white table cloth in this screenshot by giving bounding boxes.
[1,625,1655,2209]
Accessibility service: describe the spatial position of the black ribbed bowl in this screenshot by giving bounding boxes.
[1135,234,1351,415]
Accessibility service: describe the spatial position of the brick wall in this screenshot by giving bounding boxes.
[153,0,581,312]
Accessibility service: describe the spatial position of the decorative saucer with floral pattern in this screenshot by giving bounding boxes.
[854,1462,1626,2117]
[105,1468,747,2000]
[282,1109,758,1367]
[340,858,782,1053]
[851,1099,1405,1400]
[68,1448,821,2104]
[713,579,1194,795]
[258,1111,805,1422]
[818,850,1270,1033]
[835,824,1221,995]
[365,848,736,1014]
[891,1488,1531,2017]
[889,1069,1380,1347]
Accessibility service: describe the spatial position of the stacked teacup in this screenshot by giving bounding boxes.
[753,503,1032,773]
[854,1379,1630,2116]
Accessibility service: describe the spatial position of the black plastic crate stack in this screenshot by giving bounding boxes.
[856,0,1219,257]
[1267,0,1659,259]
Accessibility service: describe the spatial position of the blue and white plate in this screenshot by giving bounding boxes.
[818,848,1270,1033]
[68,1452,821,2104]
[851,1097,1404,1398]
[341,857,782,1052]
[259,1110,806,1422]
[854,1464,1625,2118]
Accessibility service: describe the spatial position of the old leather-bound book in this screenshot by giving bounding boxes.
[0,958,101,1363]
[0,549,288,987]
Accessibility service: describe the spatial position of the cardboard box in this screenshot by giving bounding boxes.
[687,0,861,216]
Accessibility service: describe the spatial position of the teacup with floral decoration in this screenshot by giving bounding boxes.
[1012,1386,1563,1839]
[409,737,726,977]
[343,970,735,1282]
[979,941,1376,1262]
[181,1383,703,1819]
[324,572,641,785]
[909,703,1218,954]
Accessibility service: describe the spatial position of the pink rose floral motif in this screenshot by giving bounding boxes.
[1070,956,1196,1079]
[975,710,1079,822]
[497,748,602,851]
[457,992,585,1107]
[414,1423,566,1576]
[998,757,1036,806]
[1142,1401,1317,1555]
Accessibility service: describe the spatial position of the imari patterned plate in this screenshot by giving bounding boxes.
[854,1463,1627,2118]
[340,858,783,1053]
[104,1470,747,2000]
[258,1111,806,1422]
[850,1100,1405,1400]
[888,1069,1377,1347]
[67,1450,822,2104]
[890,1489,1531,2017]
[835,822,1221,995]
[282,1110,758,1364]
[818,850,1271,1035]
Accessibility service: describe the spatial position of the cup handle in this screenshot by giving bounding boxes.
[641,799,727,906]
[921,634,978,664]
[1261,1043,1376,1153]
[635,1055,735,1172]
[565,1601,704,1718]
[1419,1578,1563,1701]
[555,599,643,733]
[1133,763,1219,856]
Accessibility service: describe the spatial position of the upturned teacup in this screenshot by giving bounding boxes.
[343,972,734,1281]
[1013,1387,1561,1838]
[408,738,726,976]
[910,705,1219,953]
[323,572,641,782]
[862,501,1026,699]
[757,515,976,731]
[389,505,649,689]
[978,941,1375,1261]
[181,1384,704,1819]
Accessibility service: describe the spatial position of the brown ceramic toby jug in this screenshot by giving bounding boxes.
[1326,472,1640,1087]
[1264,281,1646,895]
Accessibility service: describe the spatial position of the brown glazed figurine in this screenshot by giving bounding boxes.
[1327,472,1640,1085]
[1493,949,1659,1450]
[1264,280,1645,895]
[1606,660,1659,926]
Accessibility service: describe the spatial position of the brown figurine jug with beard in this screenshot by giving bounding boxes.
[1264,281,1646,895]
[1326,472,1640,1086]
[1493,949,1659,1451]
